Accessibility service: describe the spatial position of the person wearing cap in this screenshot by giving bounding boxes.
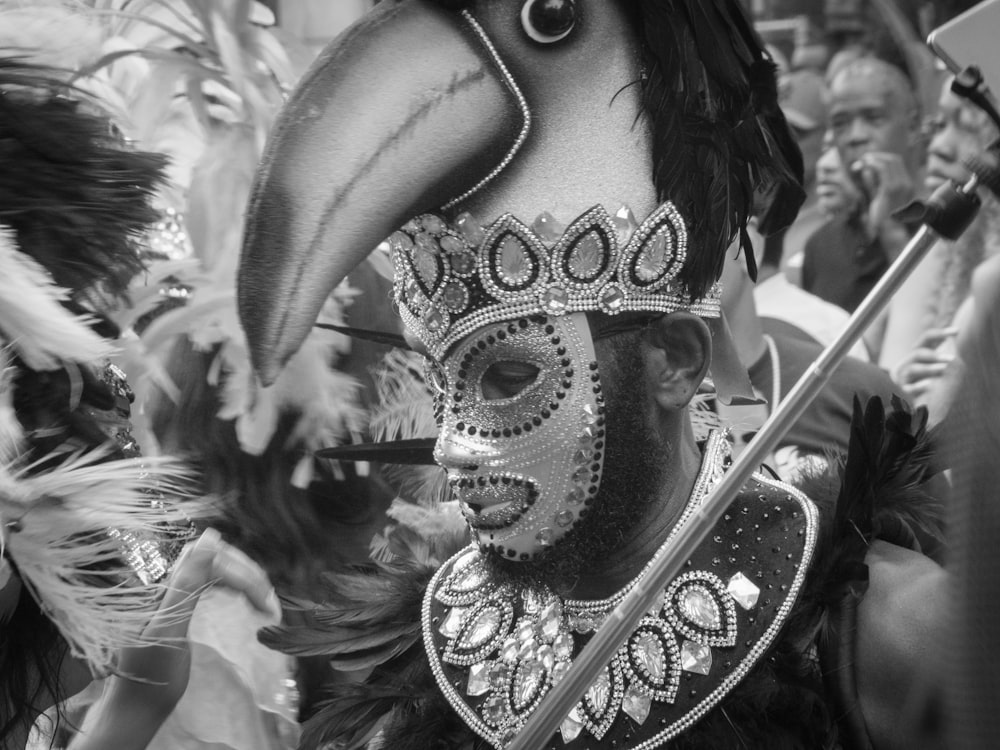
[236,2,948,748]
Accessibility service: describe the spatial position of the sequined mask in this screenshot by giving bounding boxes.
[432,311,604,559]
[389,203,721,362]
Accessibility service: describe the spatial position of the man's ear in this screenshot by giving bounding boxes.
[644,312,712,411]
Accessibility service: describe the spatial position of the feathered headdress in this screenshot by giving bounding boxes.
[628,0,804,293]
[47,0,375,483]
[0,51,213,690]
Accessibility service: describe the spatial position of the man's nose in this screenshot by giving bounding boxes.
[927,126,957,163]
[845,118,869,146]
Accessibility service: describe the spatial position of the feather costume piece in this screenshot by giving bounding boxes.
[260,501,470,750]
[73,0,369,480]
[0,58,166,307]
[794,396,947,749]
[631,0,805,292]
[0,227,115,371]
[0,444,207,674]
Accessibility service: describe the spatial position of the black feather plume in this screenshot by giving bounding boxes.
[0,58,167,304]
[627,0,805,297]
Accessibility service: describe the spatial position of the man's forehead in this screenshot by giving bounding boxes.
[829,60,909,107]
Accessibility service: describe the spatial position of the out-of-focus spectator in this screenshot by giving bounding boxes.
[801,58,921,338]
[884,77,1000,422]
[776,68,830,275]
[712,238,900,482]
[815,131,864,220]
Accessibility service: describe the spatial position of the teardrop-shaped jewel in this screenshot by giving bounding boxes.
[585,667,612,718]
[567,231,606,280]
[511,659,546,711]
[679,585,721,630]
[532,211,566,246]
[498,235,534,285]
[448,559,486,594]
[566,487,586,505]
[635,231,670,283]
[439,606,466,638]
[413,243,440,290]
[457,605,503,651]
[621,687,651,725]
[633,632,666,683]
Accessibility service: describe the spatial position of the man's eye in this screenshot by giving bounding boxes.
[481,361,541,400]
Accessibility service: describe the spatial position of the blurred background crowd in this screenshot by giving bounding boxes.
[1,0,999,749]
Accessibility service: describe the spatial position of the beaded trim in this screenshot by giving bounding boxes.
[390,203,721,359]
[421,434,820,749]
[441,11,532,211]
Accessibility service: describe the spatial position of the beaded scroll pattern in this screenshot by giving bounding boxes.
[389,203,721,361]
[422,433,820,749]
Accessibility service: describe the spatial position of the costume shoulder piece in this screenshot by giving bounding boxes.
[422,435,819,749]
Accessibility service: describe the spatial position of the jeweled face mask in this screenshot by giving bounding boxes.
[432,311,604,560]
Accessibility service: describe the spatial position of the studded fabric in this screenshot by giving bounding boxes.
[422,442,818,749]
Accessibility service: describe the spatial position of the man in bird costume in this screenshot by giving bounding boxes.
[238,1,947,747]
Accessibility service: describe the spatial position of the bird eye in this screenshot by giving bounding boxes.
[520,0,577,45]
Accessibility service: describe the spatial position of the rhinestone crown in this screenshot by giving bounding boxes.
[388,202,721,358]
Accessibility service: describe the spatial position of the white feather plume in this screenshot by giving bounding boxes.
[0,443,210,673]
[0,226,116,370]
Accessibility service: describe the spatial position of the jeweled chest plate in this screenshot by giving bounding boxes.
[422,465,818,749]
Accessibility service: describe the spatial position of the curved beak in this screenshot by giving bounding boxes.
[238,1,524,384]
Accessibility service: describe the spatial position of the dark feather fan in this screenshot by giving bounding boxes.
[0,58,167,305]
[259,502,470,748]
[628,0,805,296]
[792,395,947,748]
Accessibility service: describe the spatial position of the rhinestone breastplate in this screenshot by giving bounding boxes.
[422,435,819,749]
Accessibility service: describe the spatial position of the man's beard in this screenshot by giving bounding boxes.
[483,347,669,594]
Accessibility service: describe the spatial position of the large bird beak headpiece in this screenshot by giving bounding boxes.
[238,0,804,396]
